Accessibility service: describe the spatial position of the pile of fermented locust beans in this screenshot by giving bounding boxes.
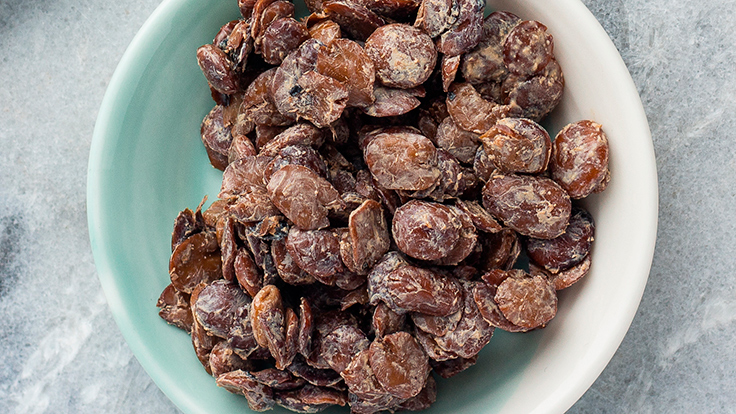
[156,0,611,411]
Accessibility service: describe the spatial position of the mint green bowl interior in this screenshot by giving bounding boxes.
[88,0,657,413]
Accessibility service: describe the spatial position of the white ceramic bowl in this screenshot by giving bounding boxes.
[88,0,658,413]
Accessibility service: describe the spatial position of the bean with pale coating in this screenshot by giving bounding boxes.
[392,200,464,261]
[266,164,343,230]
[481,117,551,174]
[369,332,429,399]
[550,120,610,199]
[368,261,463,316]
[364,131,440,191]
[526,207,595,273]
[482,173,571,239]
[494,273,557,330]
[197,44,239,95]
[365,23,437,89]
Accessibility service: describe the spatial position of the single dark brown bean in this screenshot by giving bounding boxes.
[197,44,239,95]
[525,207,595,273]
[365,23,437,89]
[364,131,440,191]
[482,173,571,239]
[481,117,551,174]
[550,120,610,199]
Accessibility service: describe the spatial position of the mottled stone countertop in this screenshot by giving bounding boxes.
[1,0,734,413]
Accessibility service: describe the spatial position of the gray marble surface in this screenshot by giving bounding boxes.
[1,0,735,413]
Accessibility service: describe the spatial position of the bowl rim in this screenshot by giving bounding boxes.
[87,0,659,412]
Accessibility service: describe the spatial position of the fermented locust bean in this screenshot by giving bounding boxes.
[482,173,571,239]
[364,131,440,191]
[216,370,276,411]
[460,11,521,84]
[435,116,480,164]
[525,207,595,273]
[446,82,521,134]
[435,0,485,57]
[315,38,376,108]
[365,24,437,89]
[308,19,341,45]
[368,259,463,316]
[415,0,458,38]
[369,331,429,399]
[494,273,557,330]
[550,120,610,199]
[201,104,234,170]
[392,200,463,261]
[348,199,391,273]
[169,232,222,294]
[261,17,309,65]
[194,279,251,339]
[266,164,343,230]
[529,254,592,291]
[355,0,421,20]
[270,39,349,128]
[197,44,239,95]
[209,341,253,378]
[323,0,386,41]
[362,86,425,118]
[156,284,194,333]
[481,117,551,174]
[286,227,344,285]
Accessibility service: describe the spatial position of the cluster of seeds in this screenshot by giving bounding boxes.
[157,0,611,412]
